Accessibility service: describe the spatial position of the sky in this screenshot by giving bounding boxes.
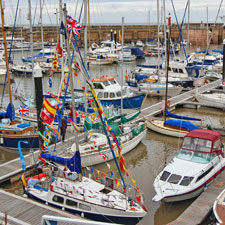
[3,0,225,26]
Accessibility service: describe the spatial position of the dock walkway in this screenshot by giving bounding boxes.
[167,170,225,225]
[0,189,80,225]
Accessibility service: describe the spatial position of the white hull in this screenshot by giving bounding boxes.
[81,129,146,167]
[146,119,188,138]
[213,188,225,224]
[195,93,225,109]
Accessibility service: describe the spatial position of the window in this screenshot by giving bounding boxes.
[116,92,121,97]
[160,171,171,181]
[97,92,103,98]
[52,195,64,204]
[182,137,195,150]
[196,167,213,183]
[109,92,115,98]
[66,199,78,207]
[93,83,104,89]
[213,139,221,152]
[178,69,184,73]
[79,203,91,211]
[180,176,194,186]
[104,92,108,98]
[103,81,110,86]
[168,174,182,184]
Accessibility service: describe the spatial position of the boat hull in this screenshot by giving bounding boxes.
[0,135,39,149]
[146,119,188,138]
[81,129,147,167]
[26,191,144,225]
[100,94,144,109]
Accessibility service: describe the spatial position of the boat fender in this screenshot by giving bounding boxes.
[21,173,27,187]
[166,100,171,108]
[91,113,95,121]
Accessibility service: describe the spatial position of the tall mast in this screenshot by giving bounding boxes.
[84,0,88,113]
[40,0,44,61]
[120,17,124,115]
[0,0,12,103]
[187,0,190,53]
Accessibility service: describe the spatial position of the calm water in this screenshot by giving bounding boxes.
[1,45,225,225]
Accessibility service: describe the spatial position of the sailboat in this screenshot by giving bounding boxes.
[20,4,147,224]
[146,14,200,138]
[0,1,39,149]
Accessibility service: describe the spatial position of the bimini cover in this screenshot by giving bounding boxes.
[40,151,82,174]
[164,119,199,131]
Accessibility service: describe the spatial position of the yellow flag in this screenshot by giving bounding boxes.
[132,179,136,184]
[116,181,120,187]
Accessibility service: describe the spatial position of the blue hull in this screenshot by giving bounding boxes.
[100,95,144,109]
[26,192,143,225]
[0,136,39,149]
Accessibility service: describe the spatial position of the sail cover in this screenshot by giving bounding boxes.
[40,151,82,173]
[165,109,201,121]
[164,119,199,131]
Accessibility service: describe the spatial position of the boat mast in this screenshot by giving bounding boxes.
[84,0,88,113]
[164,14,171,122]
[0,0,13,104]
[120,17,124,115]
[40,0,44,61]
[157,0,160,71]
[187,0,190,54]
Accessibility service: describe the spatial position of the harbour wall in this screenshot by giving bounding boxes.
[2,23,225,47]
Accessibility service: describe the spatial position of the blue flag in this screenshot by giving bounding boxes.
[59,21,67,39]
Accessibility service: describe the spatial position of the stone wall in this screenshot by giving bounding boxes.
[1,23,225,46]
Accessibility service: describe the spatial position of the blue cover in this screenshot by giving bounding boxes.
[212,49,223,54]
[164,119,199,131]
[0,103,15,120]
[17,123,31,128]
[165,109,201,121]
[40,151,82,174]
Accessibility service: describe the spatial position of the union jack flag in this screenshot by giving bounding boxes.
[66,15,83,36]
[18,105,29,116]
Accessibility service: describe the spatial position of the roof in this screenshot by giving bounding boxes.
[184,129,221,141]
[92,75,115,83]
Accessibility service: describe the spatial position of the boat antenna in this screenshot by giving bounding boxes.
[0,0,13,104]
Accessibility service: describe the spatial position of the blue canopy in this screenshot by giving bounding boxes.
[0,103,15,121]
[164,119,199,131]
[40,151,82,174]
[165,109,201,121]
[212,49,223,54]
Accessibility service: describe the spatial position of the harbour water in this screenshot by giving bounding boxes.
[0,46,224,225]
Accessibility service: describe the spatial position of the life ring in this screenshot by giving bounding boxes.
[27,173,47,181]
[166,100,171,108]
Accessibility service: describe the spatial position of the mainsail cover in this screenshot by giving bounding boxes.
[164,119,199,131]
[165,109,201,121]
[40,151,82,173]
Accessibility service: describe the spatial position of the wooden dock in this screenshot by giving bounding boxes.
[167,170,225,225]
[0,133,85,184]
[0,189,81,225]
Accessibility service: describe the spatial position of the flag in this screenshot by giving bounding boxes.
[66,15,83,36]
[43,98,57,116]
[52,53,57,70]
[18,105,29,116]
[59,21,67,39]
[40,110,54,125]
[56,40,63,57]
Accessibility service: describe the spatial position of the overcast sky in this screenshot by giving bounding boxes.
[3,0,225,26]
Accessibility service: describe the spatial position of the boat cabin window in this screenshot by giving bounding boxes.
[180,176,194,186]
[52,195,64,204]
[178,69,184,73]
[104,92,108,98]
[66,199,78,208]
[168,174,182,184]
[160,171,171,181]
[105,177,114,190]
[79,203,91,211]
[109,79,117,85]
[97,92,103,98]
[213,139,221,152]
[196,166,213,183]
[109,92,115,98]
[93,83,104,89]
[116,92,121,97]
[103,81,110,87]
